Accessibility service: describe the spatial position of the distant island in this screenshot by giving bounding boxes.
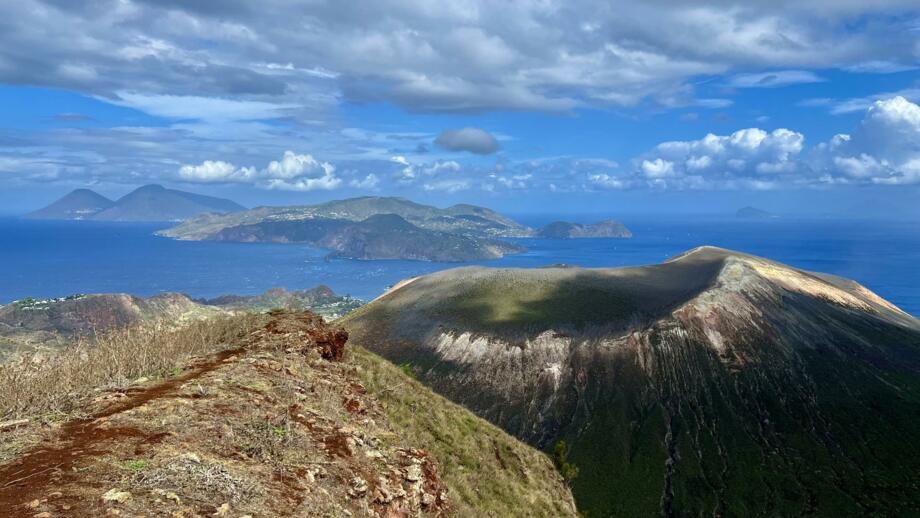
[25,184,244,222]
[25,191,636,261]
[736,206,778,219]
[159,196,532,262]
[537,219,632,238]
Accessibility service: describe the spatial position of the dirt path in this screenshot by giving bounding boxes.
[0,312,450,517]
[0,347,244,514]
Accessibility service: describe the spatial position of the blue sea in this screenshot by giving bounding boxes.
[1,216,918,316]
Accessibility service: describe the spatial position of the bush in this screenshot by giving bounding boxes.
[553,440,579,484]
[398,362,415,379]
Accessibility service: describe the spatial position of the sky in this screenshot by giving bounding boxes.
[2,0,920,216]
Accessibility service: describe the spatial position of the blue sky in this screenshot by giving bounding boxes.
[2,1,920,217]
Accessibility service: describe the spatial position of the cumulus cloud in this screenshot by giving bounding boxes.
[178,151,340,191]
[266,151,335,180]
[179,160,251,182]
[391,156,461,181]
[814,96,920,184]
[599,96,920,189]
[434,128,500,154]
[631,128,805,188]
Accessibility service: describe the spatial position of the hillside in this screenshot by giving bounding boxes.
[537,219,633,238]
[25,185,245,222]
[159,197,530,261]
[0,287,361,357]
[0,312,576,517]
[24,189,114,220]
[0,293,222,356]
[197,285,362,318]
[342,247,920,516]
[93,184,245,221]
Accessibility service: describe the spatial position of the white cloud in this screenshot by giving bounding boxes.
[639,127,805,186]
[179,160,252,182]
[422,179,471,193]
[815,96,920,184]
[641,158,676,178]
[391,156,461,182]
[265,151,335,180]
[178,150,340,191]
[588,173,627,189]
[111,93,293,122]
[490,172,532,189]
[349,173,380,189]
[823,88,920,115]
[832,154,888,178]
[265,175,341,191]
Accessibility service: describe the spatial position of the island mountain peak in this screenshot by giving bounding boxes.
[25,185,244,222]
[24,189,114,220]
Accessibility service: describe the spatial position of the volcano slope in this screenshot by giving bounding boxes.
[0,312,575,517]
[341,246,920,516]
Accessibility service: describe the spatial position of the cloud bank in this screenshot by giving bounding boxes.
[2,0,918,114]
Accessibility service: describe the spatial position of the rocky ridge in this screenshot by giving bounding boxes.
[0,288,362,358]
[0,312,576,517]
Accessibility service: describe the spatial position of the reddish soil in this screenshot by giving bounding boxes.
[0,347,243,514]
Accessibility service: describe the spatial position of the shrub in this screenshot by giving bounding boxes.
[553,440,579,484]
[398,362,415,379]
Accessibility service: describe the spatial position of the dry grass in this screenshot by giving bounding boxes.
[0,313,265,421]
[134,454,258,503]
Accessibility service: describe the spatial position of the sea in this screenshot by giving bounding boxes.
[1,216,918,316]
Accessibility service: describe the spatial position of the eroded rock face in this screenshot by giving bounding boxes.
[343,247,920,517]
